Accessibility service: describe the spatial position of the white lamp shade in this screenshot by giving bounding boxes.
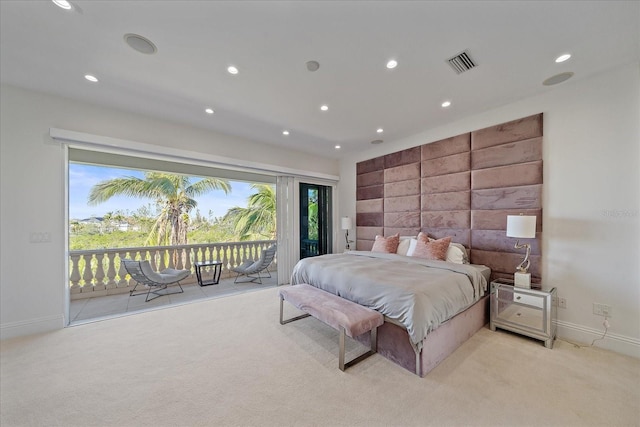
[341,217,352,230]
[506,215,536,238]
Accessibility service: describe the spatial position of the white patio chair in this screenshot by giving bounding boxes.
[232,244,277,284]
[122,259,190,302]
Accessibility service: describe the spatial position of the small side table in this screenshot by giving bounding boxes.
[194,260,223,287]
[490,278,557,348]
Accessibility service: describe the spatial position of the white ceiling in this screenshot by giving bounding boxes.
[1,1,638,158]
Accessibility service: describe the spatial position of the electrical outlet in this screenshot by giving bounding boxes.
[558,297,567,309]
[593,303,612,318]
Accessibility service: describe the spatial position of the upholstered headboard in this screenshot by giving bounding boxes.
[355,114,543,280]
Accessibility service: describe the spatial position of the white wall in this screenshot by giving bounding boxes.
[0,84,338,339]
[338,63,640,358]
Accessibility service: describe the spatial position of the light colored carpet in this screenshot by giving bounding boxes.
[1,287,639,427]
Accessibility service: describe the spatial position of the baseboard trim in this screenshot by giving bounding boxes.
[556,320,640,358]
[0,314,64,341]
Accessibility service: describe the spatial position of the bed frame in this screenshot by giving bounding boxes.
[356,294,489,376]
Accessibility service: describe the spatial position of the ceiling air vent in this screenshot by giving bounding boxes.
[447,50,476,74]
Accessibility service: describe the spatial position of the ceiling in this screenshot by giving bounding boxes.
[1,1,638,159]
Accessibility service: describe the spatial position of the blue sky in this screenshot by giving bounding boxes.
[69,163,257,220]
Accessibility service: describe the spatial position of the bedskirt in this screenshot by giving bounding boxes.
[355,294,489,376]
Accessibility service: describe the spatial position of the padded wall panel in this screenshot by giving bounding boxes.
[384,146,421,168]
[356,170,384,187]
[421,172,470,194]
[421,134,470,160]
[356,240,374,251]
[422,191,470,211]
[422,152,470,177]
[356,184,384,201]
[421,210,470,229]
[356,226,384,240]
[385,195,421,213]
[356,212,384,227]
[356,199,383,214]
[384,227,421,237]
[357,157,384,175]
[471,114,543,150]
[471,161,542,190]
[384,163,421,183]
[471,230,541,255]
[470,249,541,279]
[422,228,470,247]
[385,180,421,197]
[471,209,542,231]
[471,184,542,210]
[472,137,542,170]
[384,212,421,228]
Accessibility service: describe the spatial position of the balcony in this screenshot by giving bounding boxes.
[69,240,277,322]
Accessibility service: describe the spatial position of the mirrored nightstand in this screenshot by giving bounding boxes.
[490,278,557,348]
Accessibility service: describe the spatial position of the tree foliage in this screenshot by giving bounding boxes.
[223,184,276,240]
[88,172,230,246]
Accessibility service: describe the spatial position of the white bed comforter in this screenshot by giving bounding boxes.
[290,251,488,350]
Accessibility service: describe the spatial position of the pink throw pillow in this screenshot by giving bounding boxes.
[371,233,400,254]
[411,236,452,261]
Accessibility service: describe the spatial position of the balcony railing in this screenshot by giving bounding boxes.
[68,240,276,300]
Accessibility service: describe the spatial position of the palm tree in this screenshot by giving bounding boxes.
[88,172,231,246]
[224,184,276,240]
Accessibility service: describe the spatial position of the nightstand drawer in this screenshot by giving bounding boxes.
[497,286,544,309]
[513,292,544,309]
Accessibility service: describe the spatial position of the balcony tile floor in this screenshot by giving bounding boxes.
[70,274,278,325]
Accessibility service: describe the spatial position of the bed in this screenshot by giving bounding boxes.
[290,250,490,376]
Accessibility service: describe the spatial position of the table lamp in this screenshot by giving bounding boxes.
[506,214,537,288]
[341,216,353,250]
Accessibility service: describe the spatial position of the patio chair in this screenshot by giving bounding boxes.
[122,259,190,302]
[232,244,277,284]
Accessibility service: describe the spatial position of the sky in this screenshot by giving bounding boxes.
[69,163,258,220]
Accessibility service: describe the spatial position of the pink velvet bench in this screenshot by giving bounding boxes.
[279,284,384,371]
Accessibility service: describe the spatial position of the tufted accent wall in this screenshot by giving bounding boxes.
[355,113,543,280]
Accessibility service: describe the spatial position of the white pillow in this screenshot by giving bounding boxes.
[405,238,418,257]
[396,236,415,256]
[446,243,469,264]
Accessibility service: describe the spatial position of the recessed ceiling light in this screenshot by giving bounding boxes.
[320,105,329,111]
[376,128,384,133]
[124,34,157,55]
[386,59,398,69]
[441,101,451,108]
[84,74,98,83]
[543,72,574,86]
[52,0,73,10]
[282,130,290,136]
[555,54,571,63]
[227,66,239,75]
[205,108,214,115]
[371,139,384,145]
[335,145,341,149]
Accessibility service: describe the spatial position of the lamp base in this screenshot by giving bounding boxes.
[514,272,531,288]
